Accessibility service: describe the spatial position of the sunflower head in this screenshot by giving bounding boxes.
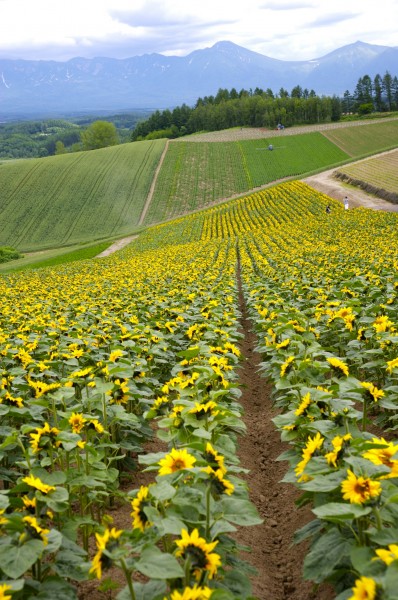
[175,528,221,580]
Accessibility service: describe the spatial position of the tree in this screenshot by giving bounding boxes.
[55,141,66,155]
[81,121,119,150]
[373,74,383,112]
[382,71,393,111]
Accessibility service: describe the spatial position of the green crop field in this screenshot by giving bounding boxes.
[322,119,398,157]
[0,139,165,251]
[144,132,349,224]
[335,149,398,191]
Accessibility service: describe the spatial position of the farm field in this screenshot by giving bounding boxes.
[322,119,398,157]
[144,133,348,224]
[2,180,398,599]
[0,140,165,251]
[333,149,398,203]
[2,117,398,254]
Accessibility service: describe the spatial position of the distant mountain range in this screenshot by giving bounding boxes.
[1,40,397,118]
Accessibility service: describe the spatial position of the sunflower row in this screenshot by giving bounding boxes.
[0,231,262,598]
[238,197,398,600]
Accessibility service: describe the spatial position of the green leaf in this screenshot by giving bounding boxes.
[157,517,186,536]
[150,480,176,501]
[303,528,351,583]
[135,547,184,579]
[368,527,398,545]
[0,539,45,578]
[313,502,372,521]
[301,471,345,492]
[33,576,78,600]
[385,562,398,599]
[117,580,166,600]
[221,497,263,526]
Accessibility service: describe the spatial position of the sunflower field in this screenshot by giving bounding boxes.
[1,180,398,600]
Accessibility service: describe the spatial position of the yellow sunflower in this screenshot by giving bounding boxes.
[89,527,123,579]
[341,469,382,504]
[374,543,398,566]
[168,585,213,600]
[158,448,196,475]
[175,528,221,580]
[295,392,311,416]
[0,584,12,600]
[131,485,152,532]
[22,474,56,495]
[360,382,384,403]
[363,437,398,478]
[348,576,376,600]
[327,357,349,377]
[69,412,86,433]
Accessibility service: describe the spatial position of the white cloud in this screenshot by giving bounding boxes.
[0,0,396,61]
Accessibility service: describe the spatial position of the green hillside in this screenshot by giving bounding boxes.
[0,140,166,251]
[1,118,398,255]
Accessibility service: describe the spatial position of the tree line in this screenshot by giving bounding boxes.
[131,71,398,141]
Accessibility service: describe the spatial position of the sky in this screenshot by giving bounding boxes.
[0,0,396,63]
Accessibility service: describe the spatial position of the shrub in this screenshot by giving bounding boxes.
[0,246,23,263]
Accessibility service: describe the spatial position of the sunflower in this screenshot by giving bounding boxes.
[168,585,213,600]
[295,432,324,482]
[325,434,352,467]
[131,485,152,532]
[69,412,86,433]
[373,315,393,333]
[0,584,12,600]
[295,392,311,416]
[280,356,295,377]
[89,527,123,579]
[22,474,56,495]
[202,442,225,474]
[341,469,382,504]
[327,357,349,377]
[29,422,61,453]
[20,516,50,545]
[175,528,221,580]
[362,437,398,478]
[374,543,398,565]
[348,576,376,600]
[386,357,398,374]
[158,448,196,475]
[360,382,384,403]
[189,401,219,419]
[202,466,234,498]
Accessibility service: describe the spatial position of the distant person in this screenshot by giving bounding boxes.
[326,205,331,214]
[344,196,349,210]
[268,144,273,151]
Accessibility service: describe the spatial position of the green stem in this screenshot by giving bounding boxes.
[120,558,136,600]
[205,485,211,540]
[372,506,383,531]
[362,400,367,432]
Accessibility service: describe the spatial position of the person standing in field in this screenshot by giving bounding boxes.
[344,196,349,210]
[326,205,331,214]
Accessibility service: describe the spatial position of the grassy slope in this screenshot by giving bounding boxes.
[0,139,166,251]
[322,119,398,156]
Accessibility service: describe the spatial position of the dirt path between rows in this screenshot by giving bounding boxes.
[234,270,335,600]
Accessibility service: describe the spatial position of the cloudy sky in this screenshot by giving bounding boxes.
[0,0,396,63]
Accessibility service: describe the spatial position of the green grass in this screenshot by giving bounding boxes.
[0,241,113,273]
[0,139,166,251]
[144,133,349,224]
[322,120,398,157]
